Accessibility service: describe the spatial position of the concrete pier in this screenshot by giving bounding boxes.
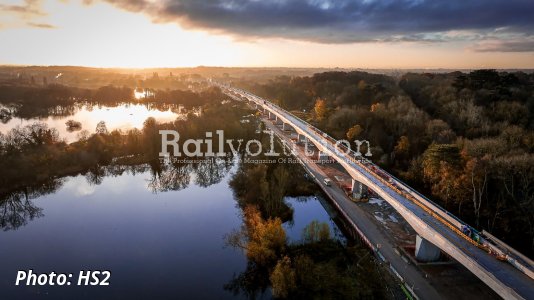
[351,179,368,199]
[415,235,441,262]
[318,152,330,163]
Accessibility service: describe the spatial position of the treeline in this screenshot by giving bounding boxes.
[236,71,397,110]
[234,70,534,255]
[0,83,224,120]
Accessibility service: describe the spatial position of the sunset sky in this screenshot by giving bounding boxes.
[1,0,533,68]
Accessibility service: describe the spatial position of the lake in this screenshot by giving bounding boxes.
[0,162,342,299]
[0,103,184,143]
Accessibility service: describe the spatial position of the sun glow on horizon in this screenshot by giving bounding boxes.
[0,0,533,69]
[0,1,266,68]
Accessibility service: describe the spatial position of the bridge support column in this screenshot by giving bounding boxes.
[351,179,368,199]
[318,152,330,163]
[297,134,306,142]
[415,235,441,262]
[282,123,289,131]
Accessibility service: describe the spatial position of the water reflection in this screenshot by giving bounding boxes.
[144,157,234,193]
[0,103,182,143]
[0,158,237,231]
[0,168,246,299]
[0,179,63,231]
[0,159,348,299]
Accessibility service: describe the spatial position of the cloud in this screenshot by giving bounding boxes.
[471,39,534,52]
[89,0,534,47]
[0,0,53,30]
[27,22,56,29]
[0,0,45,16]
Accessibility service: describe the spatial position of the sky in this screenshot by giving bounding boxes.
[0,0,533,68]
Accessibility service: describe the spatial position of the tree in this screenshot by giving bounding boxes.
[370,102,384,113]
[422,144,466,209]
[226,205,286,267]
[270,256,296,298]
[325,108,359,138]
[142,117,160,157]
[95,121,108,135]
[426,119,456,144]
[314,98,327,121]
[466,157,488,227]
[394,136,410,156]
[422,144,462,179]
[76,130,90,142]
[346,125,363,141]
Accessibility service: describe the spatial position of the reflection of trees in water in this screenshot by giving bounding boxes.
[0,107,13,123]
[147,161,192,193]
[85,164,152,186]
[85,166,107,185]
[0,179,63,231]
[147,157,234,193]
[7,100,184,122]
[107,163,149,177]
[48,105,79,119]
[193,157,233,188]
[224,261,270,299]
[14,104,78,120]
[0,158,233,230]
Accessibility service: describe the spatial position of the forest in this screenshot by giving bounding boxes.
[233,69,534,256]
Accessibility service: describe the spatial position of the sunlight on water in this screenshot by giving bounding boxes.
[134,88,155,100]
[0,104,180,143]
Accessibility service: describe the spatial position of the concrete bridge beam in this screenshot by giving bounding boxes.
[415,235,441,262]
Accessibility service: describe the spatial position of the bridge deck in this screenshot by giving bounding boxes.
[222,85,534,300]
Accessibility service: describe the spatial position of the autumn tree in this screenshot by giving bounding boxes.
[314,98,327,122]
[346,124,363,141]
[270,256,296,298]
[422,144,468,210]
[394,136,410,156]
[226,205,286,267]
